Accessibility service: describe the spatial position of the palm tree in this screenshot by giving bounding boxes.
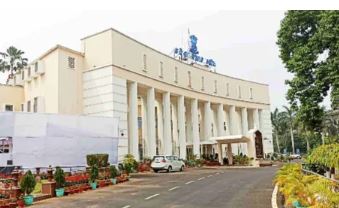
[271,108,281,153]
[0,46,28,78]
[283,105,295,154]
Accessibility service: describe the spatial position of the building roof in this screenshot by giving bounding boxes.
[81,28,269,86]
[30,44,84,64]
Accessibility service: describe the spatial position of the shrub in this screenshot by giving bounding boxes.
[89,165,99,183]
[109,165,118,179]
[123,154,138,174]
[86,154,109,167]
[306,144,339,169]
[20,170,36,195]
[54,167,65,189]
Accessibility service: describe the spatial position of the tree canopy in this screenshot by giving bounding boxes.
[0,46,28,77]
[277,11,339,132]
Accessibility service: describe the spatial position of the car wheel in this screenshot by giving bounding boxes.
[180,166,184,172]
[167,166,172,173]
[154,169,158,173]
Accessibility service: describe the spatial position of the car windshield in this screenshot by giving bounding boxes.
[153,156,165,161]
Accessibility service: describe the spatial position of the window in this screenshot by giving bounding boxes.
[159,62,163,78]
[28,67,31,77]
[249,88,253,99]
[143,54,147,71]
[4,105,13,112]
[238,85,241,98]
[68,57,75,69]
[226,83,229,96]
[214,80,217,94]
[224,121,227,131]
[27,101,31,112]
[174,67,178,83]
[188,71,192,87]
[34,62,38,72]
[33,97,38,113]
[21,104,24,112]
[201,76,205,91]
[21,70,25,80]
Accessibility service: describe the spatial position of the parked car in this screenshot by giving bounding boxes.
[290,154,301,159]
[151,155,185,173]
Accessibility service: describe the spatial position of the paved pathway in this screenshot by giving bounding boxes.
[32,166,278,208]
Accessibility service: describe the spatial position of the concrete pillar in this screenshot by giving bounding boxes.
[141,97,148,158]
[229,105,237,135]
[241,107,248,135]
[128,82,139,161]
[217,143,223,164]
[227,144,233,165]
[217,104,225,136]
[147,87,156,157]
[177,95,186,159]
[204,101,211,141]
[163,92,172,155]
[157,100,164,154]
[171,102,179,156]
[253,108,260,130]
[191,98,200,158]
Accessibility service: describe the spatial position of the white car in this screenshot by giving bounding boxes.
[290,154,301,159]
[151,155,185,173]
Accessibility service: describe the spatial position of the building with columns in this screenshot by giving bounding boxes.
[1,28,274,163]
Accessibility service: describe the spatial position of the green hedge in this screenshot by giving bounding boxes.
[307,144,339,168]
[86,154,109,167]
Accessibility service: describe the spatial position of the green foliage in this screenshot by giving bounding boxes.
[277,11,339,133]
[89,165,99,183]
[233,154,252,165]
[109,165,118,179]
[306,144,339,168]
[123,154,138,174]
[20,170,36,195]
[54,167,65,189]
[86,154,109,168]
[0,46,28,76]
[275,164,339,207]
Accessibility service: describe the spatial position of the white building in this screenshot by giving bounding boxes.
[1,28,274,164]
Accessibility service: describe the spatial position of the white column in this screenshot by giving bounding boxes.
[259,109,264,131]
[253,108,260,130]
[128,81,139,161]
[241,107,248,135]
[141,97,148,158]
[163,92,172,155]
[217,143,223,164]
[147,87,156,157]
[156,100,164,154]
[227,144,233,165]
[217,104,225,136]
[177,95,186,159]
[191,98,200,158]
[229,105,237,135]
[204,101,211,140]
[171,102,179,156]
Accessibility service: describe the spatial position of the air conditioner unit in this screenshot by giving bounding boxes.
[36,60,45,75]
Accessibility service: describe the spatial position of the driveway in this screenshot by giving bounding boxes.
[32,166,278,208]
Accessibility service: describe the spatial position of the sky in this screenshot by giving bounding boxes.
[0,9,331,110]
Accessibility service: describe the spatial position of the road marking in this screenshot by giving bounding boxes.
[185,180,195,185]
[145,194,160,200]
[121,205,131,208]
[216,172,220,175]
[168,186,180,191]
[207,175,213,177]
[198,177,205,181]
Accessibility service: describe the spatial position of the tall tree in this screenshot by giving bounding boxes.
[283,105,296,154]
[0,46,28,78]
[277,11,337,144]
[271,108,281,153]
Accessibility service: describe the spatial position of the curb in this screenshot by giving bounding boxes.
[271,184,279,208]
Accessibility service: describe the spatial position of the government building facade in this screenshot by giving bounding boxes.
[1,28,274,163]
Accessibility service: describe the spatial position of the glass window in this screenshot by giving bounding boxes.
[68,57,75,69]
[201,76,205,91]
[249,88,253,99]
[159,62,163,78]
[143,54,147,71]
[33,97,38,112]
[188,71,192,87]
[226,83,229,96]
[5,105,13,112]
[174,67,178,83]
[27,101,31,112]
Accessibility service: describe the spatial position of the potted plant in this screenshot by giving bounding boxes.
[54,167,65,197]
[20,170,36,206]
[89,165,98,190]
[123,154,138,178]
[109,165,118,184]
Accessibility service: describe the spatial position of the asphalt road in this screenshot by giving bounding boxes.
[33,166,278,208]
